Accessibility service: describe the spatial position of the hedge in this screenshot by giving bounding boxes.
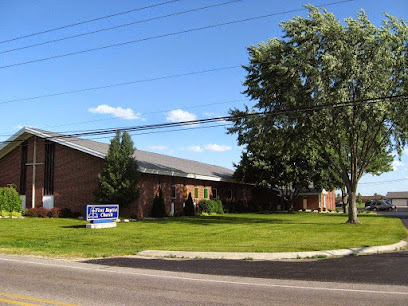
[198,199,224,214]
[24,207,77,218]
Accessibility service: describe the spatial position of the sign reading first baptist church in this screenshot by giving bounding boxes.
[85,204,119,228]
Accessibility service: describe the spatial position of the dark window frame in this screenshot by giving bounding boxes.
[171,185,177,199]
[19,141,28,195]
[43,141,55,195]
[212,188,217,199]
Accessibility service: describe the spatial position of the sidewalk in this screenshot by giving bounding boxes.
[138,238,408,260]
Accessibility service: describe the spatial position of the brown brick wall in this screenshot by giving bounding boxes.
[296,191,336,211]
[0,144,21,189]
[1,136,105,211]
[130,176,254,218]
[325,191,336,210]
[53,143,104,213]
[0,136,45,208]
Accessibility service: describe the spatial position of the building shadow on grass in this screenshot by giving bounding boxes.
[141,213,353,226]
[82,251,408,286]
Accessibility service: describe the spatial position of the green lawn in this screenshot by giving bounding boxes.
[0,213,406,258]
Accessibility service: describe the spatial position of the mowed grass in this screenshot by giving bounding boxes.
[0,213,406,258]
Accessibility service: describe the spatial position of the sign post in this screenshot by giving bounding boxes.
[84,204,119,229]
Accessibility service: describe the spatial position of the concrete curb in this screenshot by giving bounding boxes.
[138,239,408,260]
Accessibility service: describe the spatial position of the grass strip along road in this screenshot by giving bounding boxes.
[0,213,406,258]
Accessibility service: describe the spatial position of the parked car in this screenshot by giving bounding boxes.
[369,200,397,211]
[335,201,345,208]
[364,200,372,210]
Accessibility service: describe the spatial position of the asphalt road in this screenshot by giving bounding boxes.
[0,254,408,306]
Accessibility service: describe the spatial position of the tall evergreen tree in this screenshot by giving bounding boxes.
[94,131,139,209]
[183,192,195,216]
[151,188,167,218]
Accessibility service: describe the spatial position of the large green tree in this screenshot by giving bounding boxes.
[231,115,341,210]
[94,131,140,210]
[230,6,407,223]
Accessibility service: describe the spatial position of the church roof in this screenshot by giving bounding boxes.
[0,127,235,182]
[386,191,408,199]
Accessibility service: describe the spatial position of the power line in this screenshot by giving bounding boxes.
[359,178,408,185]
[1,93,405,145]
[0,1,241,54]
[0,65,241,105]
[0,0,353,70]
[0,0,179,44]
[71,122,233,142]
[59,94,408,138]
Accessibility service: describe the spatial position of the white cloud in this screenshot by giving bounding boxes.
[148,145,167,151]
[404,148,408,156]
[14,125,24,130]
[392,160,405,171]
[204,144,232,152]
[166,109,196,123]
[188,145,203,152]
[89,104,141,120]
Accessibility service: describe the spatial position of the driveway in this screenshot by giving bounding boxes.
[378,207,408,229]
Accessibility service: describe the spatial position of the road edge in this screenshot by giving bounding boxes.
[138,239,408,260]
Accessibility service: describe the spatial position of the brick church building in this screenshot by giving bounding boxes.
[0,127,278,217]
[0,127,334,217]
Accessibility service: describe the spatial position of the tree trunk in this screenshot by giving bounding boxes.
[341,187,347,214]
[347,189,360,224]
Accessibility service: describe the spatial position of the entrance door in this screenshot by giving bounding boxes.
[303,198,307,210]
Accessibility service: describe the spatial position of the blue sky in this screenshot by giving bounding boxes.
[1,0,407,196]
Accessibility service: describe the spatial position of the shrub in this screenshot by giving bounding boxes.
[198,199,224,214]
[0,186,22,213]
[24,207,49,218]
[1,210,10,217]
[24,207,77,218]
[35,207,49,218]
[60,208,74,218]
[222,199,249,213]
[48,207,62,218]
[198,200,214,214]
[151,189,167,218]
[10,211,22,217]
[183,192,195,216]
[215,198,224,214]
[23,208,34,217]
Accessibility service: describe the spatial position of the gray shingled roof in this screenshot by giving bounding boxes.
[386,191,408,199]
[21,127,235,181]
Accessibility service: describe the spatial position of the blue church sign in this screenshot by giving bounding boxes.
[85,204,119,223]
